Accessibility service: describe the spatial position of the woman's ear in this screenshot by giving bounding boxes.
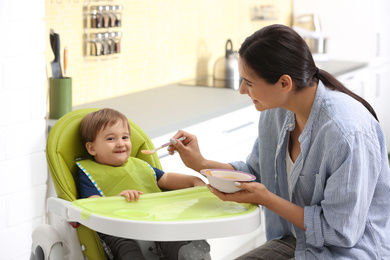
[86,142,97,156]
[279,75,293,93]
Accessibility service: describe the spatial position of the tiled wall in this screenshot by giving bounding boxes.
[46,0,292,106]
[0,0,47,259]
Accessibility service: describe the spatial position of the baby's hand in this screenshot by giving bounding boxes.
[118,190,143,202]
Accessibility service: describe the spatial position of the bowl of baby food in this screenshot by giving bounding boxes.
[200,169,256,193]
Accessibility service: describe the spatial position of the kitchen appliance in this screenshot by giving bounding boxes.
[180,39,241,89]
[293,14,328,59]
[213,39,241,90]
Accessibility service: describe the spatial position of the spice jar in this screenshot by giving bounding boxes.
[90,33,103,56]
[114,32,122,53]
[114,5,123,27]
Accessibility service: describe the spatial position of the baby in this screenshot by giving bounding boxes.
[77,108,210,260]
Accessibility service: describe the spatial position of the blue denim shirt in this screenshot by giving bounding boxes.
[231,81,390,259]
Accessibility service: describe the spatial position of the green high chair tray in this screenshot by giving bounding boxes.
[48,186,260,241]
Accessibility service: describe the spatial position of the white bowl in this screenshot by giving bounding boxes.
[200,169,256,193]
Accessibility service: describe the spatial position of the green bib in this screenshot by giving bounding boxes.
[76,157,161,197]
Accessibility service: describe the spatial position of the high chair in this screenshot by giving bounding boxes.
[31,108,260,260]
[33,108,162,260]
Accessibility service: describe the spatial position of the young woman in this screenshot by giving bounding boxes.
[168,25,390,259]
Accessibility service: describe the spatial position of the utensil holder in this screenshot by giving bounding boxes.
[49,77,72,119]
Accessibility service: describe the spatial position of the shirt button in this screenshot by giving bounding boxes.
[289,124,294,128]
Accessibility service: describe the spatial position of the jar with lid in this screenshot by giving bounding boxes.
[109,6,117,27]
[90,6,103,28]
[90,33,103,56]
[114,32,122,53]
[102,6,110,28]
[114,5,123,27]
[102,33,111,55]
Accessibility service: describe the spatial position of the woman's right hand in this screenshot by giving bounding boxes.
[168,130,207,172]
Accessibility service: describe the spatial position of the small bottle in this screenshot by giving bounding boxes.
[102,6,110,28]
[115,5,123,27]
[109,6,117,27]
[90,33,103,56]
[114,32,122,53]
[102,33,110,55]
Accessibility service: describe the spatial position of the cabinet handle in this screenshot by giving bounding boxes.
[375,74,381,97]
[376,33,381,57]
[222,121,254,134]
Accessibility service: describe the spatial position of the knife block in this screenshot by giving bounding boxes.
[49,77,72,119]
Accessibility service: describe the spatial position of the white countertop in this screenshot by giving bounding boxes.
[74,60,368,138]
[75,85,251,138]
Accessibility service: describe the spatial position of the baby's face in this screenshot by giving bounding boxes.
[87,120,132,166]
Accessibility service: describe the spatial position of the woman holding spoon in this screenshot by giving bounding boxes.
[168,24,390,259]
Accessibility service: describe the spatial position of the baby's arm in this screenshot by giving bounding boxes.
[118,190,143,202]
[158,172,205,190]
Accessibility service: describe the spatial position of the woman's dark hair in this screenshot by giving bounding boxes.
[238,24,378,121]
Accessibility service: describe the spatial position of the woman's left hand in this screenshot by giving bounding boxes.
[208,181,270,205]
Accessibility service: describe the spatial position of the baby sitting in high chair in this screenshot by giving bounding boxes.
[77,108,211,260]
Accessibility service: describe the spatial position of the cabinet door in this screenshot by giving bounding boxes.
[153,106,260,177]
[336,68,369,99]
[372,0,390,66]
[368,63,390,151]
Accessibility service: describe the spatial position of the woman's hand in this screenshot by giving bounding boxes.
[208,181,270,205]
[118,190,143,202]
[168,130,207,172]
[168,130,235,172]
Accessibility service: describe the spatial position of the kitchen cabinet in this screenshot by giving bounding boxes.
[367,64,390,152]
[294,0,390,65]
[152,105,265,260]
[152,105,260,178]
[336,67,370,100]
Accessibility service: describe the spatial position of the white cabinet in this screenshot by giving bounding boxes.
[371,0,390,67]
[152,105,260,177]
[294,0,390,65]
[336,67,370,99]
[151,105,264,260]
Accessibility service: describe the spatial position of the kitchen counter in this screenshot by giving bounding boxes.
[74,60,368,138]
[75,85,251,138]
[316,60,368,76]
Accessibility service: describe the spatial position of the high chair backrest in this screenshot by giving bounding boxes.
[46,108,162,259]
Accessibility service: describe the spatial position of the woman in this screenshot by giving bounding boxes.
[168,25,390,259]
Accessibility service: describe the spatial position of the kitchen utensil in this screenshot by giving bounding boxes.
[141,137,186,155]
[213,39,241,90]
[64,47,68,76]
[50,29,63,78]
[200,169,256,193]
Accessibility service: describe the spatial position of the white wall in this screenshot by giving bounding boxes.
[0,1,47,259]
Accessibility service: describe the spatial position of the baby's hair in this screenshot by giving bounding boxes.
[80,108,130,145]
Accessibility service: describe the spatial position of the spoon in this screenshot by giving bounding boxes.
[141,137,186,155]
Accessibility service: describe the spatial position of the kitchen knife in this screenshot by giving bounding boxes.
[50,29,63,78]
